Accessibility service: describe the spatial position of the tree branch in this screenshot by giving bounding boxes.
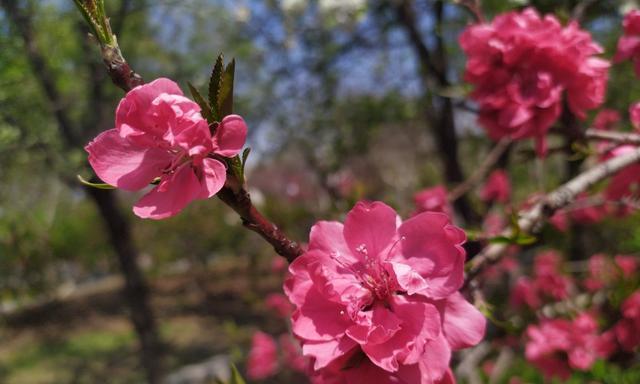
[448,138,512,202]
[394,0,479,223]
[465,146,640,283]
[585,129,640,145]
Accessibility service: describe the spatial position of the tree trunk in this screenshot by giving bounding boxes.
[0,1,164,382]
[85,188,163,384]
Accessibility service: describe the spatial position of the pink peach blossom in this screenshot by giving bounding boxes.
[603,145,640,215]
[265,293,294,318]
[532,251,572,301]
[285,201,485,383]
[526,313,612,379]
[615,291,640,351]
[549,193,606,231]
[630,102,640,130]
[615,255,637,278]
[593,109,621,131]
[615,10,640,77]
[279,334,309,373]
[247,331,279,380]
[510,277,541,310]
[460,8,608,155]
[85,78,247,219]
[480,170,511,203]
[413,186,452,217]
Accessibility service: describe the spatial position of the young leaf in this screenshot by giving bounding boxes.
[229,364,246,384]
[219,59,235,117]
[208,54,225,117]
[188,82,215,122]
[228,155,244,183]
[240,147,251,179]
[77,175,116,189]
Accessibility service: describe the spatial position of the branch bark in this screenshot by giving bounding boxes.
[585,129,640,145]
[465,146,640,283]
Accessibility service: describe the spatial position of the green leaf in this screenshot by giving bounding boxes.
[229,364,246,384]
[219,59,235,117]
[188,82,215,123]
[513,234,537,245]
[228,155,244,182]
[77,175,116,190]
[240,147,251,180]
[488,234,537,246]
[487,236,513,245]
[208,54,225,119]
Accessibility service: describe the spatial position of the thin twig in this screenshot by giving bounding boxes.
[571,0,598,22]
[465,146,640,284]
[585,129,640,145]
[448,138,512,202]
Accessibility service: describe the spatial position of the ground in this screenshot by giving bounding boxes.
[0,257,293,384]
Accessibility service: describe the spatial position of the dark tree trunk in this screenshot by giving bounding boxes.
[1,1,163,382]
[394,0,480,224]
[85,188,163,384]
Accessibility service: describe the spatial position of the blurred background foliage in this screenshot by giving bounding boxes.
[1,0,640,383]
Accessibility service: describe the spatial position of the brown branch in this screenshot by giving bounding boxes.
[571,0,598,22]
[585,129,640,145]
[465,146,640,284]
[448,137,512,202]
[217,183,303,263]
[74,3,304,262]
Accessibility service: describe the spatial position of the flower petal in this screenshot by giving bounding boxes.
[343,201,398,262]
[214,114,248,157]
[116,78,183,135]
[398,212,466,299]
[303,337,357,370]
[291,285,351,341]
[199,158,227,198]
[133,164,202,219]
[85,128,172,191]
[440,292,486,350]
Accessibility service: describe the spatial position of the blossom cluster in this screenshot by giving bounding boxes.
[525,313,615,379]
[511,251,573,310]
[460,8,609,154]
[615,9,640,76]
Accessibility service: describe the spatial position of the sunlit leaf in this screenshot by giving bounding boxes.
[77,175,115,189]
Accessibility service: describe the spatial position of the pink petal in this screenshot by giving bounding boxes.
[441,292,486,350]
[85,129,172,191]
[308,221,354,262]
[343,201,398,261]
[386,261,429,295]
[246,331,279,380]
[614,35,640,62]
[291,285,351,341]
[346,305,402,346]
[397,212,466,299]
[199,158,227,198]
[214,114,248,157]
[303,337,357,370]
[419,333,452,381]
[116,78,183,132]
[362,298,441,371]
[133,164,202,219]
